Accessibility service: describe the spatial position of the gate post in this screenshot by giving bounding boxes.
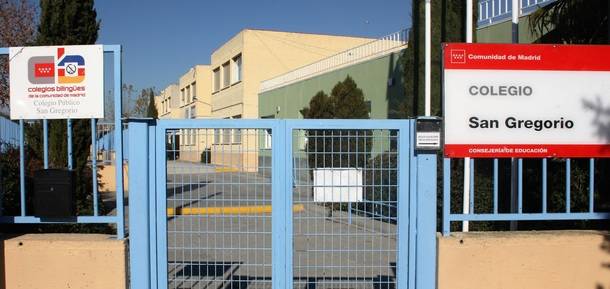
[128,119,155,289]
[415,151,437,289]
[272,120,288,289]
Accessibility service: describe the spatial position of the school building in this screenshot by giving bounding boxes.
[156,29,376,169]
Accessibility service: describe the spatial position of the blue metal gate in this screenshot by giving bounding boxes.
[128,118,437,289]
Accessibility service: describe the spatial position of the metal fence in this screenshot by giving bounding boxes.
[128,119,438,289]
[442,157,610,235]
[96,122,129,164]
[165,128,273,289]
[0,45,125,239]
[292,129,399,289]
[477,0,557,28]
[0,116,19,149]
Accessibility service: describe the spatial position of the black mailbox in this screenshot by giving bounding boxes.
[33,169,76,217]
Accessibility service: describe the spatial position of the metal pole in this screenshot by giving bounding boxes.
[19,120,25,216]
[510,0,520,231]
[91,119,99,216]
[466,0,473,43]
[424,0,432,116]
[43,119,48,169]
[512,0,520,43]
[128,120,151,289]
[112,45,125,239]
[67,119,73,169]
[462,0,474,232]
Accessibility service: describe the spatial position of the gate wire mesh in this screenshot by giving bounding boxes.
[166,128,273,289]
[292,129,399,289]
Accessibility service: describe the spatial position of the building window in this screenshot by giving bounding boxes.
[232,54,242,84]
[233,114,241,143]
[181,88,185,103]
[214,129,220,144]
[191,82,196,100]
[222,117,231,144]
[261,115,273,149]
[222,61,230,88]
[190,106,196,119]
[213,68,220,92]
[190,107,196,145]
[186,85,191,103]
[263,129,272,149]
[184,108,191,145]
[223,129,231,144]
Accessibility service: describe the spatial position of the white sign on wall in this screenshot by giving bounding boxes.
[443,43,610,158]
[9,45,104,119]
[313,168,363,203]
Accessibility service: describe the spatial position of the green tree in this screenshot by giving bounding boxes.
[330,76,369,119]
[146,88,158,119]
[400,0,475,117]
[31,0,101,215]
[300,76,371,217]
[397,1,500,231]
[529,0,608,44]
[36,0,99,46]
[300,76,370,169]
[300,91,333,119]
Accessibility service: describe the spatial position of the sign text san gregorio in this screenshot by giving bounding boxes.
[9,45,104,120]
[443,43,610,158]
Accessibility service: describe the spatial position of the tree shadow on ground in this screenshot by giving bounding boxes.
[169,260,396,289]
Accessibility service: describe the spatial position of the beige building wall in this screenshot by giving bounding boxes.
[176,65,213,162]
[155,67,214,162]
[209,29,374,170]
[97,164,128,194]
[157,83,180,119]
[155,29,374,169]
[2,234,127,289]
[437,230,610,289]
[211,29,374,119]
[178,65,212,118]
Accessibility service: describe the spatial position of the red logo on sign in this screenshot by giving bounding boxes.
[26,48,86,85]
[34,62,55,78]
[450,49,466,64]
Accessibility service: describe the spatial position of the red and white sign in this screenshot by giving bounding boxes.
[443,43,610,158]
[9,45,104,120]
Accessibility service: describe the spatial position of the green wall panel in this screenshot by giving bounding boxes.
[259,50,405,120]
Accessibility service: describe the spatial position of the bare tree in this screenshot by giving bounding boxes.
[0,0,37,107]
[131,88,150,117]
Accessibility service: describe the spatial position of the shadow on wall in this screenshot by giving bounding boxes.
[386,50,408,119]
[0,236,4,289]
[582,95,610,211]
[599,234,610,289]
[582,96,610,289]
[582,96,610,144]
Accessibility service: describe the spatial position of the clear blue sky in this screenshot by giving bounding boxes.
[95,0,411,94]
